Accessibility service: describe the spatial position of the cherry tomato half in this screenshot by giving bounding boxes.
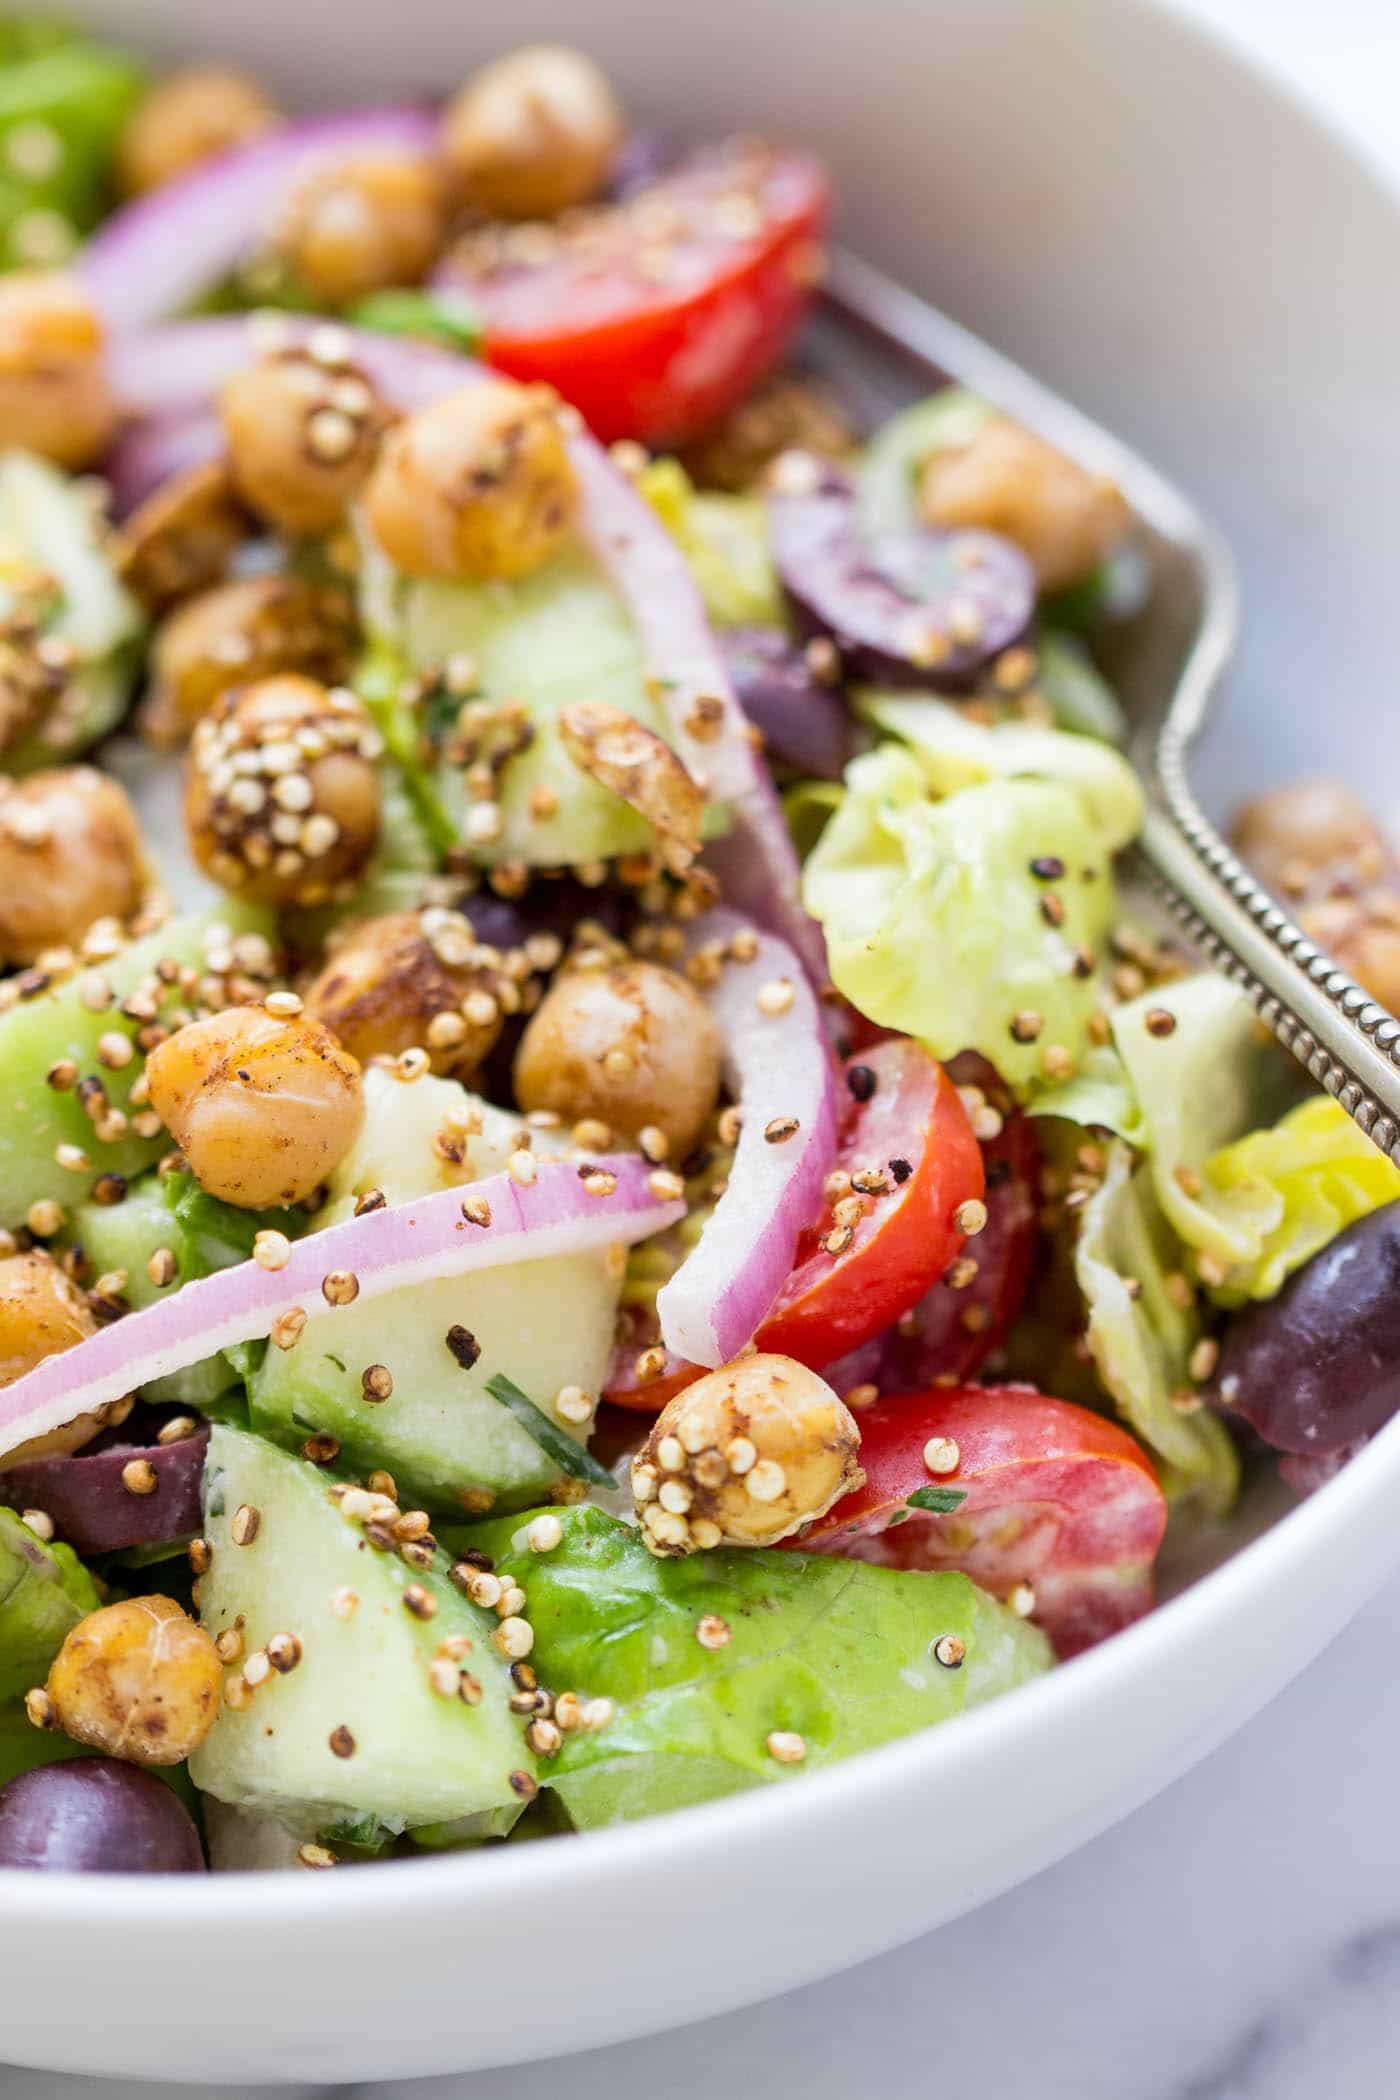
[440,142,829,445]
[603,1301,703,1415]
[755,1038,985,1371]
[791,1386,1167,1658]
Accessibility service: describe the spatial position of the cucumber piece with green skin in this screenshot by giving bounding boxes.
[470,1505,1052,1828]
[0,902,272,1230]
[73,1175,243,1407]
[248,1069,615,1512]
[397,544,663,868]
[189,1424,533,1834]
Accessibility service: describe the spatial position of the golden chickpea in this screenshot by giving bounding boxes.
[220,349,392,538]
[43,1596,222,1766]
[631,1354,863,1556]
[184,674,382,908]
[117,65,282,197]
[918,416,1131,594]
[0,271,115,470]
[441,44,622,221]
[0,1250,134,1465]
[364,378,578,583]
[142,575,357,747]
[1231,779,1392,900]
[278,153,449,307]
[146,1003,364,1208]
[305,908,506,1078]
[0,769,146,965]
[115,460,254,616]
[514,959,722,1159]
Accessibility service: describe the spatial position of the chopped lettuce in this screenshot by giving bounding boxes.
[1031,1041,1144,1142]
[1109,975,1294,1268]
[1075,1144,1239,1514]
[469,1505,1051,1827]
[637,457,785,628]
[1036,631,1127,744]
[857,691,1143,851]
[1202,1096,1400,1305]
[803,743,1117,1093]
[0,1507,99,1702]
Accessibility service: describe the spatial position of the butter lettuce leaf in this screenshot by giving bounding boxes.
[1031,1041,1145,1142]
[0,1507,99,1702]
[638,457,784,628]
[1075,1144,1239,1514]
[1202,1095,1400,1305]
[470,1505,1051,1827]
[1110,975,1295,1268]
[803,744,1116,1093]
[858,691,1143,851]
[856,387,999,539]
[1036,631,1127,744]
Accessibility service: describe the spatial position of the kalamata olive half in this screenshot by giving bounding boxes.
[1208,1201,1400,1455]
[718,625,852,780]
[0,1421,209,1555]
[0,1758,206,1873]
[768,459,1035,689]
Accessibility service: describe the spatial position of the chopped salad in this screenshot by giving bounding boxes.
[0,22,1392,1877]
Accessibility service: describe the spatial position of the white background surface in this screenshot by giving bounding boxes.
[9,3,1400,2095]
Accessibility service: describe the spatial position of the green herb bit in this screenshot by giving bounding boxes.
[484,1373,615,1488]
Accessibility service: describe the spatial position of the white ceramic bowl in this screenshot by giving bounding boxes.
[8,0,1400,2080]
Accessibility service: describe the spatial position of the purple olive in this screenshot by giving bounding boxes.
[0,1759,206,1873]
[767,459,1035,689]
[607,130,680,200]
[0,1421,209,1555]
[1209,1202,1400,1455]
[718,625,853,780]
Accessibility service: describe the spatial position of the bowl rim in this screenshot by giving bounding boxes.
[6,0,1400,1931]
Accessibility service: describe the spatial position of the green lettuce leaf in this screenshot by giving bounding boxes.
[1109,975,1294,1268]
[0,1508,99,1701]
[856,387,999,539]
[1075,1144,1239,1514]
[469,1505,1051,1827]
[1031,1042,1145,1142]
[858,690,1143,851]
[638,457,784,628]
[1202,1095,1400,1304]
[803,743,1117,1093]
[1036,631,1127,744]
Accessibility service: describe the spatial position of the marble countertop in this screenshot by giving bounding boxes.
[8,6,1400,2097]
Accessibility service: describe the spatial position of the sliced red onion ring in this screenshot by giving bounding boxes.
[656,911,838,1367]
[105,318,830,978]
[0,1157,682,1466]
[79,107,439,336]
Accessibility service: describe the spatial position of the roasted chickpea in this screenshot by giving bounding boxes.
[117,65,282,197]
[305,908,507,1078]
[918,415,1131,594]
[364,378,578,583]
[0,1250,132,1464]
[43,1596,222,1766]
[1231,780,1392,900]
[146,1003,364,1208]
[631,1354,863,1555]
[0,769,146,965]
[441,44,622,220]
[142,575,357,747]
[114,460,254,615]
[513,959,722,1159]
[184,674,381,907]
[0,271,115,470]
[220,349,391,538]
[278,153,449,307]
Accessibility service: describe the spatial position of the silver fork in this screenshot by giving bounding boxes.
[813,246,1400,1164]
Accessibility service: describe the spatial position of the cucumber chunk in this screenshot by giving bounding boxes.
[0,902,273,1229]
[189,1425,532,1834]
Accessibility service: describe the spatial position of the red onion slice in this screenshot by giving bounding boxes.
[656,911,838,1367]
[79,107,439,336]
[0,1156,682,1466]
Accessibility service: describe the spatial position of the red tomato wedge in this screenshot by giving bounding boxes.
[791,1387,1167,1658]
[755,1038,984,1370]
[603,1302,703,1415]
[438,142,829,445]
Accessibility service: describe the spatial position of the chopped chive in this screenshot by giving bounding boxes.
[485,1373,615,1488]
[906,1486,968,1514]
